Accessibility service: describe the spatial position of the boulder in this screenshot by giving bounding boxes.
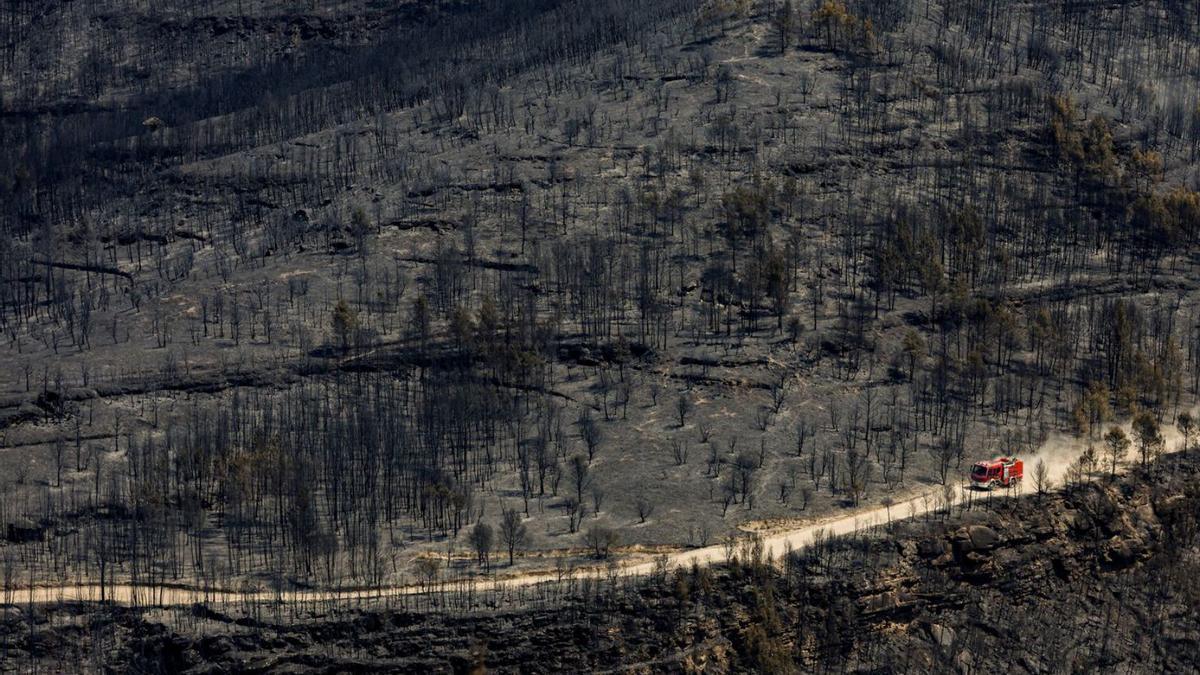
[966,525,1000,551]
[954,648,975,673]
[952,525,1000,555]
[1104,535,1143,569]
[924,622,956,651]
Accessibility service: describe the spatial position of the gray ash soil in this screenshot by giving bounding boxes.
[5,0,1200,670]
[8,452,1199,674]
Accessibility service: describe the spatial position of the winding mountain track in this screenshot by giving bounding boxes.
[7,417,1190,608]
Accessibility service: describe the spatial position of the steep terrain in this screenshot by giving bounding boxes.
[6,452,1199,673]
[3,1,1200,669]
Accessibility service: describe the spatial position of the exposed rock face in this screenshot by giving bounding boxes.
[5,456,1200,673]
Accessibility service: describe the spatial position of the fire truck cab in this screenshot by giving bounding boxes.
[969,456,1023,489]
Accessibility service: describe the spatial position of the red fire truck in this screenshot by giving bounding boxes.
[969,456,1023,489]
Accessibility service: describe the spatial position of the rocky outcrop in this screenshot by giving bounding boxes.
[4,455,1200,673]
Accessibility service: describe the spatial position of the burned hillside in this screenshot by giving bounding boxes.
[2,0,1200,670]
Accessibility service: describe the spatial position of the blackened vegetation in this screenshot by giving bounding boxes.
[3,0,1200,666]
[6,453,1200,673]
[0,0,701,239]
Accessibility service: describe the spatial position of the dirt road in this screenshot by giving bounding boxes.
[6,415,1189,608]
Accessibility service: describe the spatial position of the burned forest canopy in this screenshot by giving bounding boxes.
[13,447,1200,673]
[3,0,1200,641]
